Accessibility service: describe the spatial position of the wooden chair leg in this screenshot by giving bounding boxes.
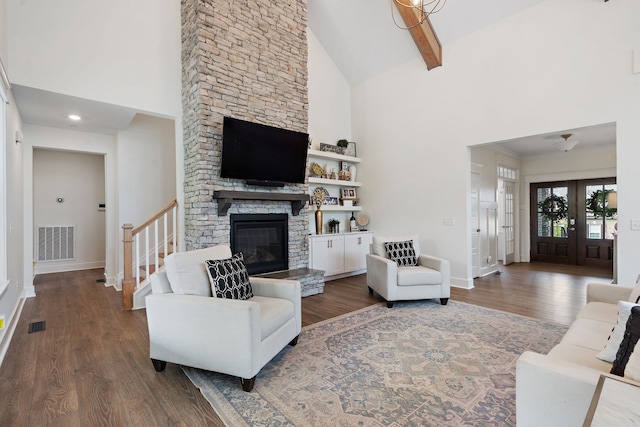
[440,298,449,305]
[289,335,299,346]
[241,376,256,392]
[151,359,167,372]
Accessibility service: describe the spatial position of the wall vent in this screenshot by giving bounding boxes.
[37,226,75,262]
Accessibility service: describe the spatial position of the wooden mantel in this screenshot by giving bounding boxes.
[213,191,309,216]
[394,0,442,70]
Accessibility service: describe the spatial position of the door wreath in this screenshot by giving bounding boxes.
[538,194,568,222]
[586,189,617,219]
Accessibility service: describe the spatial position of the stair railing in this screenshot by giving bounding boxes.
[122,199,178,310]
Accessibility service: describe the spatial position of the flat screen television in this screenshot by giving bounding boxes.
[220,117,309,186]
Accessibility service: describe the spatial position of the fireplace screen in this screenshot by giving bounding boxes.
[230,214,288,275]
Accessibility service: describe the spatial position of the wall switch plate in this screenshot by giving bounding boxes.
[443,217,455,226]
[632,219,640,231]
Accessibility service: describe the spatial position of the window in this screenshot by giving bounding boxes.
[585,183,617,240]
[536,186,568,238]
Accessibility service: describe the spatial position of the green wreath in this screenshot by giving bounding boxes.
[586,189,617,219]
[538,194,568,222]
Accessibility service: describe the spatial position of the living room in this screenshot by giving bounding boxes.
[0,0,639,425]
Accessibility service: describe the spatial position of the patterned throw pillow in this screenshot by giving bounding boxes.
[205,253,253,300]
[612,306,640,376]
[384,240,418,267]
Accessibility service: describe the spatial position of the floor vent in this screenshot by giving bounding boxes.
[37,225,75,262]
[28,321,46,334]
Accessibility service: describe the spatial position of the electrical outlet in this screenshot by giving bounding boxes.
[632,219,640,231]
[0,315,5,330]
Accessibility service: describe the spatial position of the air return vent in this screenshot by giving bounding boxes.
[37,226,75,262]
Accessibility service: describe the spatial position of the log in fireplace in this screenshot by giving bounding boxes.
[230,214,288,275]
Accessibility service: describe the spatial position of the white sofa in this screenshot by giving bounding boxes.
[516,282,640,427]
[366,234,450,307]
[145,245,301,391]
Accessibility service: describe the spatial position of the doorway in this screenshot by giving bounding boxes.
[530,178,616,267]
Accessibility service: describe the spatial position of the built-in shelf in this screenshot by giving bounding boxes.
[308,177,362,187]
[213,190,308,216]
[315,206,362,212]
[308,149,361,163]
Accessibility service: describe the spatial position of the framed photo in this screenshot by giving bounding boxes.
[341,188,357,200]
[345,141,357,157]
[319,142,342,154]
[340,161,354,172]
[323,196,339,206]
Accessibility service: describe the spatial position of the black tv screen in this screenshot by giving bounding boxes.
[220,117,309,185]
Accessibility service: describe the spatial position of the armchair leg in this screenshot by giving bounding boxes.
[386,301,394,308]
[289,335,299,346]
[241,376,256,392]
[440,298,449,305]
[151,359,167,372]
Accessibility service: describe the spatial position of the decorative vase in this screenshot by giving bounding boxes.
[349,165,357,182]
[315,207,323,235]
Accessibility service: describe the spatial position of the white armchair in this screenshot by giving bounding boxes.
[145,245,301,392]
[366,234,450,308]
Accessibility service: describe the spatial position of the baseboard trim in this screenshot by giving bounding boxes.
[34,261,105,275]
[451,276,474,289]
[0,296,26,369]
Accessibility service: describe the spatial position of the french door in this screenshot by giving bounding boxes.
[530,178,616,267]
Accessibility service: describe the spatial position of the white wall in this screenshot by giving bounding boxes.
[308,29,352,146]
[6,0,182,118]
[23,125,117,294]
[351,0,640,286]
[33,149,105,274]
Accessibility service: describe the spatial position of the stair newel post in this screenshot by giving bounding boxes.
[122,223,135,310]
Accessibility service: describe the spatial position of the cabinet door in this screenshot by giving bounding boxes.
[310,236,331,273]
[344,233,372,272]
[326,236,345,276]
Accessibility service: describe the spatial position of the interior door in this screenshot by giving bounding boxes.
[502,180,516,265]
[471,172,480,278]
[479,200,499,276]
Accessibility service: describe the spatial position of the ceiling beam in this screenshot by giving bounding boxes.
[393,0,442,70]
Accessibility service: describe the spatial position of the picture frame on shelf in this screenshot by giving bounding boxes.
[345,141,357,157]
[341,188,357,200]
[319,142,342,154]
[323,196,339,206]
[340,161,354,172]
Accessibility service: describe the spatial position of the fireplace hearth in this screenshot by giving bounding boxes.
[230,214,288,275]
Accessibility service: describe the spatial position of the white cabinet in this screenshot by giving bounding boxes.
[310,235,345,276]
[309,231,373,277]
[344,232,373,272]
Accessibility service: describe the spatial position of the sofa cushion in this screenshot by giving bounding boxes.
[206,253,253,300]
[576,301,619,324]
[252,296,295,340]
[629,281,640,304]
[547,344,613,372]
[384,240,418,266]
[612,306,640,376]
[164,245,232,296]
[560,318,615,351]
[372,234,420,258]
[150,270,172,294]
[597,300,640,362]
[397,266,442,286]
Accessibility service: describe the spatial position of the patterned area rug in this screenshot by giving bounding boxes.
[183,301,567,426]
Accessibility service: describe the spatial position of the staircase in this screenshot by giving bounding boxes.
[122,200,178,310]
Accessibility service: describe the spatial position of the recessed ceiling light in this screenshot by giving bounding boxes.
[68,114,81,121]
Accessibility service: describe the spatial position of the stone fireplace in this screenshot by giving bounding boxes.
[180,0,310,270]
[230,214,288,275]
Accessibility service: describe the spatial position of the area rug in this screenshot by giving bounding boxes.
[183,301,567,426]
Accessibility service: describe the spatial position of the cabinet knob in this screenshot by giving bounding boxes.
[358,237,361,244]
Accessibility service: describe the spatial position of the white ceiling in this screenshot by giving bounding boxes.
[10,0,617,157]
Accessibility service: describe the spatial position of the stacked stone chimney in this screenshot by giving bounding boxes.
[181,0,310,270]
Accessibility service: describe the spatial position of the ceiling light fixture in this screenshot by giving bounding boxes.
[553,133,579,152]
[68,114,81,121]
[391,0,447,30]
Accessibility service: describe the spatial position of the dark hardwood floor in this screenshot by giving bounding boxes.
[0,262,612,426]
